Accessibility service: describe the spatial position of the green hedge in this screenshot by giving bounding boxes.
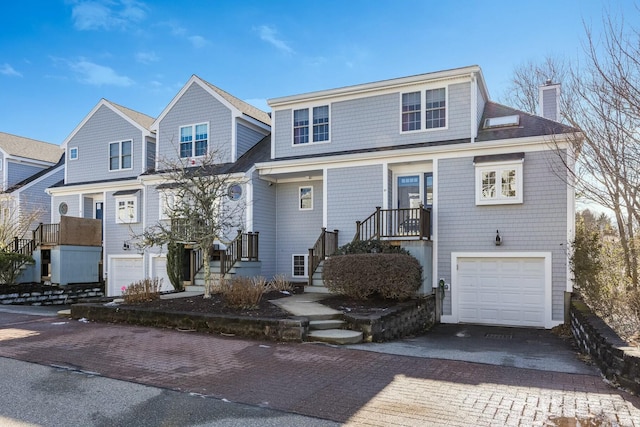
[323,253,422,300]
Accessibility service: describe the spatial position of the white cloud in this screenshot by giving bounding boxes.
[135,51,159,64]
[0,64,22,77]
[256,25,293,54]
[188,35,209,49]
[70,59,134,86]
[70,0,147,31]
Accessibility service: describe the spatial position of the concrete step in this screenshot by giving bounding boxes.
[185,285,205,293]
[307,329,363,345]
[309,319,345,330]
[304,285,330,293]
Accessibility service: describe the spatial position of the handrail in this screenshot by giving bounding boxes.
[220,231,259,277]
[354,206,431,242]
[33,223,60,246]
[307,228,339,286]
[11,237,35,257]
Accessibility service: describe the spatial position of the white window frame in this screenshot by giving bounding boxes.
[299,186,313,210]
[292,105,330,146]
[475,161,524,205]
[109,140,133,171]
[292,254,308,278]
[179,122,209,159]
[400,87,448,133]
[69,147,78,161]
[158,190,177,221]
[115,196,138,224]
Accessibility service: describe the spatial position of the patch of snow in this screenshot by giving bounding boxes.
[78,318,90,323]
[51,322,68,326]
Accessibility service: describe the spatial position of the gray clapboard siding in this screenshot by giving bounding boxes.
[237,124,265,159]
[103,189,144,273]
[437,150,568,321]
[7,162,46,188]
[18,167,64,229]
[250,170,276,279]
[327,164,384,247]
[51,195,80,223]
[273,82,471,159]
[66,105,145,184]
[274,180,323,279]
[156,83,233,164]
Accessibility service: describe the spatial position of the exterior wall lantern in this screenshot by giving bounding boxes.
[495,230,502,246]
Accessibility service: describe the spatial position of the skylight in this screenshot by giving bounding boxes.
[483,115,520,129]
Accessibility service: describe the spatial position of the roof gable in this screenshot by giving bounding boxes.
[0,132,63,164]
[151,75,271,130]
[61,99,154,149]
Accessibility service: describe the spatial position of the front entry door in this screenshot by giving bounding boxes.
[95,202,103,220]
[396,173,433,235]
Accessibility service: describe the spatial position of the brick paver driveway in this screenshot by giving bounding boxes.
[0,311,638,426]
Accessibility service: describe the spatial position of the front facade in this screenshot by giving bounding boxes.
[257,66,575,329]
[41,65,574,329]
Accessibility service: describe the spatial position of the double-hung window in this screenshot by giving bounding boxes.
[293,105,330,145]
[401,88,447,132]
[180,123,208,158]
[474,154,524,205]
[292,254,308,278]
[109,140,132,171]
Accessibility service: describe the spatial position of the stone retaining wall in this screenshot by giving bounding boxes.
[71,303,308,342]
[570,299,640,394]
[344,295,436,342]
[0,283,104,306]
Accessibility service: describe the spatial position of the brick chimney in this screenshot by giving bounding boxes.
[538,80,561,121]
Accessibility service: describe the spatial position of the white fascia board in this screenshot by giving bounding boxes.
[6,156,56,168]
[256,133,574,177]
[47,179,142,196]
[239,115,271,133]
[268,65,482,107]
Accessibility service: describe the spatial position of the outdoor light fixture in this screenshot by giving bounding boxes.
[495,230,502,246]
[123,241,130,250]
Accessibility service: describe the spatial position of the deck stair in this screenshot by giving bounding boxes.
[305,261,330,293]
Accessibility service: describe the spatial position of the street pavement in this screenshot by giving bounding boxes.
[0,307,639,426]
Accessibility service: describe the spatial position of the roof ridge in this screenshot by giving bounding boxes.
[196,76,271,126]
[104,99,155,130]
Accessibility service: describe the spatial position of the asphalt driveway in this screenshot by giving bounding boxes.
[347,323,597,375]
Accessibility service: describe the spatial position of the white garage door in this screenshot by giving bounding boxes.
[456,257,546,327]
[150,256,174,292]
[109,257,143,296]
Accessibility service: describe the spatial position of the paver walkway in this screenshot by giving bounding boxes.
[0,310,639,426]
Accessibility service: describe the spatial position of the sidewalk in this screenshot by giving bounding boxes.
[0,310,639,426]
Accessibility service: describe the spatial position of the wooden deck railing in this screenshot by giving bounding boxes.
[220,231,259,277]
[308,228,339,286]
[354,206,431,242]
[11,238,35,257]
[33,223,60,246]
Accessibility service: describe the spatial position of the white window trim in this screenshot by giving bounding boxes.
[179,122,209,159]
[115,195,138,224]
[399,86,448,134]
[291,104,331,146]
[475,160,524,205]
[109,140,133,172]
[299,185,313,211]
[158,190,177,221]
[291,254,308,278]
[69,147,78,161]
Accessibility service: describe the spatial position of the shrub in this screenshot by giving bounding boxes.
[267,274,294,293]
[334,239,410,256]
[220,276,266,309]
[323,253,422,300]
[122,277,162,303]
[166,241,185,291]
[0,250,34,286]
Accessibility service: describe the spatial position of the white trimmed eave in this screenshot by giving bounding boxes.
[256,133,575,179]
[138,170,248,186]
[268,65,482,107]
[5,155,57,168]
[46,179,142,196]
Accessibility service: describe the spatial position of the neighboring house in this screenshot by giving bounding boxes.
[47,98,156,288]
[0,132,64,235]
[255,65,576,329]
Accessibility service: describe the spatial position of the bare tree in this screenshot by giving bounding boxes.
[136,149,245,298]
[502,12,640,286]
[0,194,46,249]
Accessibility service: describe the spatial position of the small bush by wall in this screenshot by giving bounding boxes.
[571,299,640,394]
[323,253,422,300]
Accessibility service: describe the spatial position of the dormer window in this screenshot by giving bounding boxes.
[401,88,447,132]
[293,105,330,145]
[180,123,208,158]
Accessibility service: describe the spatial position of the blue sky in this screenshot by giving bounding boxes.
[1,0,637,145]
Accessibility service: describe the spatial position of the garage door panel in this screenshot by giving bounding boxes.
[109,257,143,296]
[151,257,174,293]
[456,256,546,328]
